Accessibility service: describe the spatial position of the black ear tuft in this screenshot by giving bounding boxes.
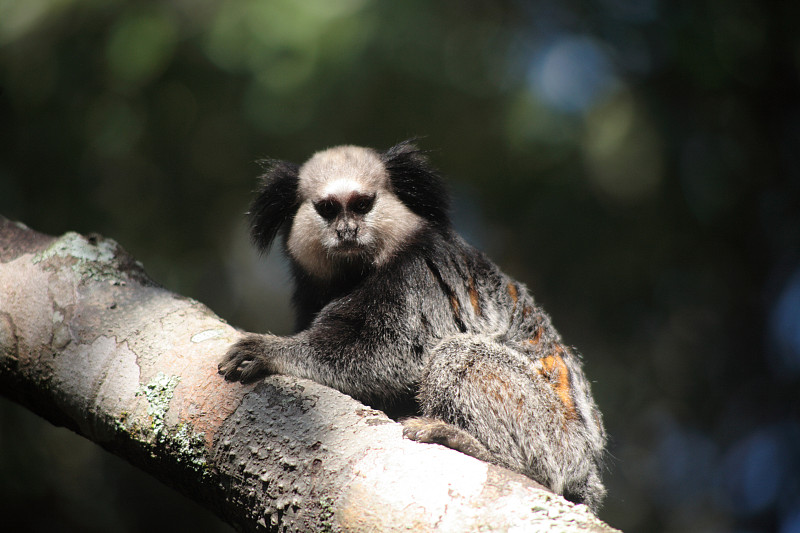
[248,159,300,253]
[381,139,451,228]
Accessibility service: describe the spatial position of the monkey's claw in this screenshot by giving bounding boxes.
[218,334,271,383]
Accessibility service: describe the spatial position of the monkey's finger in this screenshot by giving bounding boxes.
[217,346,253,381]
[218,358,245,381]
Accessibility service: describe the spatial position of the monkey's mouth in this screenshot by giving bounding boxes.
[327,237,375,263]
[331,240,363,254]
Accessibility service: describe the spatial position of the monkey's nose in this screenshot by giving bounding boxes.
[336,225,358,241]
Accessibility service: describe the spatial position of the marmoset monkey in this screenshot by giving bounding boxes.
[219,140,606,510]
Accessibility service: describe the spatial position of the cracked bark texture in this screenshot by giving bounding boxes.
[0,217,618,532]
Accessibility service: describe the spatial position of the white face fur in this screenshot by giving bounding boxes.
[287,145,425,280]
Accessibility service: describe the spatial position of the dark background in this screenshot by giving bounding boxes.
[1,1,799,531]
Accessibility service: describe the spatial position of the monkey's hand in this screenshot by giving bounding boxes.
[218,333,278,383]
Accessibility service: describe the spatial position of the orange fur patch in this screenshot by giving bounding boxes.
[468,277,482,316]
[527,327,542,345]
[507,282,518,303]
[450,294,460,316]
[538,350,578,421]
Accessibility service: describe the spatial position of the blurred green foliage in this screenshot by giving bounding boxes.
[1,1,799,531]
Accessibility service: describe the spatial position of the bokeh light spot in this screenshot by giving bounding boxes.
[769,268,800,378]
[718,430,786,516]
[582,90,663,204]
[0,0,77,44]
[528,35,618,113]
[106,11,177,88]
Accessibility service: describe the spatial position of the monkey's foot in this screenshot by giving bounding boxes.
[402,417,493,463]
[218,334,272,383]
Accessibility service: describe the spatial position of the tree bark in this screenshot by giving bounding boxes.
[0,216,618,532]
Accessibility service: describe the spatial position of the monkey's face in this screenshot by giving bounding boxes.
[312,189,377,254]
[286,146,425,280]
[288,179,384,277]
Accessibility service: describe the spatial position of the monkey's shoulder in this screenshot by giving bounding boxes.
[295,227,551,340]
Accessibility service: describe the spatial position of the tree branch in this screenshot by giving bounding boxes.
[0,216,617,532]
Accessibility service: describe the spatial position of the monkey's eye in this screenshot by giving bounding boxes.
[348,194,375,216]
[313,199,341,220]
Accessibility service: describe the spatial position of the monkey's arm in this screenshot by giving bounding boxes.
[218,272,434,408]
[219,327,419,402]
